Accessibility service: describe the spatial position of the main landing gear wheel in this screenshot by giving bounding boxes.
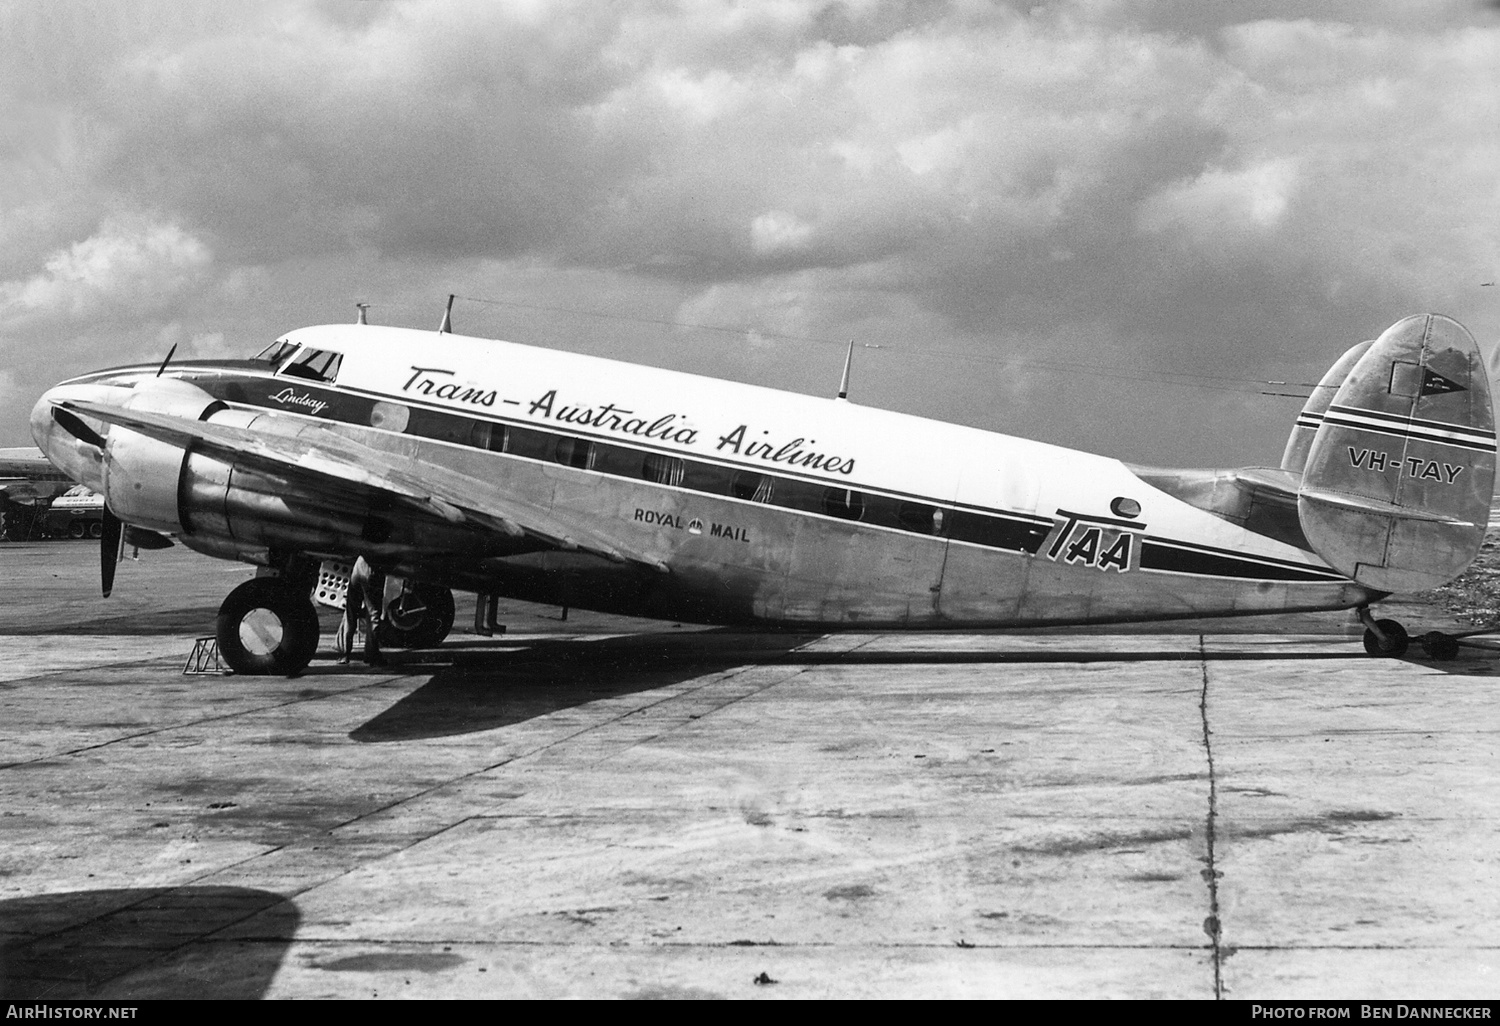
[216,577,321,676]
[377,583,456,650]
[1419,631,1462,661]
[1361,618,1409,658]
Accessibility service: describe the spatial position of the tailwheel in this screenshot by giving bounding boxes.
[1419,631,1461,662]
[216,577,321,676]
[1361,618,1409,658]
[378,582,456,650]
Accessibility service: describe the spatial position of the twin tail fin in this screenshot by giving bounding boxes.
[1295,314,1495,592]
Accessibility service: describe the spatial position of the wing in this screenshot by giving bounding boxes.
[60,399,669,573]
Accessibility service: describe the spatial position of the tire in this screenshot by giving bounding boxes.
[1362,619,1409,658]
[67,521,86,539]
[88,521,103,539]
[377,583,456,650]
[216,577,321,676]
[1419,631,1461,661]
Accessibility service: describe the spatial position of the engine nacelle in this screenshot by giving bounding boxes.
[102,376,490,560]
[101,378,227,534]
[179,448,400,551]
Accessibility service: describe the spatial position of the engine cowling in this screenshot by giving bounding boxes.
[101,378,227,534]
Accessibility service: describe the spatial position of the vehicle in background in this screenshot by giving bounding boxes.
[36,486,107,539]
[0,446,103,541]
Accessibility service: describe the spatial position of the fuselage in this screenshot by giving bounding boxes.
[32,323,1377,627]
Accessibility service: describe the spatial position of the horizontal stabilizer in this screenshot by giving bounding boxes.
[1297,314,1495,592]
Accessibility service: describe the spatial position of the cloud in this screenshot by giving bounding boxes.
[750,210,816,256]
[1137,158,1298,245]
[0,369,21,417]
[1,216,211,324]
[2,0,1498,466]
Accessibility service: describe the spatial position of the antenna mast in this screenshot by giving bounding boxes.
[438,294,455,333]
[835,339,854,402]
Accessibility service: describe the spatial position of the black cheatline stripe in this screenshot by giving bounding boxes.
[200,371,1344,576]
[1149,536,1343,575]
[1319,414,1497,452]
[1140,538,1344,582]
[197,373,1055,557]
[1326,404,1496,440]
[944,510,1053,555]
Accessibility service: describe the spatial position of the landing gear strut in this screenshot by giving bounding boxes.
[216,577,321,675]
[1356,606,1465,661]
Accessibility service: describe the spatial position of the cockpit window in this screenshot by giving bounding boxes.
[254,340,298,365]
[279,347,343,383]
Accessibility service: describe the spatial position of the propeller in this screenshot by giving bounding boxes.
[52,406,106,448]
[100,506,122,598]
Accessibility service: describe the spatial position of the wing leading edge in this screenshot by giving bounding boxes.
[58,399,670,573]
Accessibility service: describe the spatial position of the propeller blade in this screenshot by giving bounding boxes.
[100,506,122,598]
[52,406,106,448]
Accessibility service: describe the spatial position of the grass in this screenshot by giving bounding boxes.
[1416,533,1500,629]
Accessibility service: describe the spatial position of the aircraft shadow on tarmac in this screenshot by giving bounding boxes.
[349,629,819,742]
[0,886,298,1000]
[347,628,1498,743]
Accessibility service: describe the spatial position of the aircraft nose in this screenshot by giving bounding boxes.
[30,382,128,494]
[30,387,67,463]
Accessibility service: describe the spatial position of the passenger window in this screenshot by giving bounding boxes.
[897,501,941,534]
[469,422,507,452]
[731,471,773,503]
[642,454,685,487]
[823,488,865,520]
[554,437,596,470]
[280,347,342,382]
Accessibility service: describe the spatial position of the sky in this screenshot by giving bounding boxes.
[2,0,1497,467]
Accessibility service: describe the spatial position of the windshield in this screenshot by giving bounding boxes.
[253,340,297,365]
[279,347,343,383]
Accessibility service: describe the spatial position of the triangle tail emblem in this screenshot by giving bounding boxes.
[1420,369,1466,397]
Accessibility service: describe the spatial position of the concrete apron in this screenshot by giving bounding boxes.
[1,629,1497,999]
